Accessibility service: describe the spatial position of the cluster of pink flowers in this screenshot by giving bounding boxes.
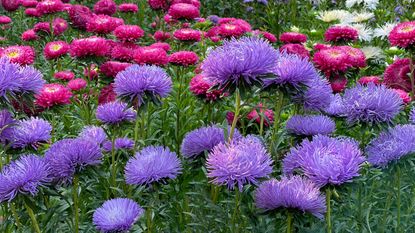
[313,46,366,75]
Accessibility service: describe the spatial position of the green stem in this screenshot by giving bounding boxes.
[110,135,117,189]
[73,174,80,233]
[270,91,285,157]
[210,185,219,204]
[134,109,140,151]
[229,89,241,142]
[259,108,265,136]
[286,211,293,233]
[146,206,153,233]
[326,188,332,233]
[10,203,21,229]
[231,190,241,233]
[24,201,41,233]
[396,166,401,233]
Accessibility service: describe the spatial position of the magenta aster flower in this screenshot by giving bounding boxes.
[100,61,132,78]
[70,37,110,58]
[43,41,69,60]
[1,45,35,65]
[168,51,199,66]
[173,28,202,41]
[383,58,413,92]
[93,0,117,15]
[324,25,358,43]
[134,47,169,66]
[119,3,138,13]
[388,21,415,48]
[113,25,144,42]
[86,14,123,34]
[279,32,307,44]
[36,0,64,15]
[168,3,200,20]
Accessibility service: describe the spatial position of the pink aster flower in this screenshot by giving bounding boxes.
[133,47,168,66]
[21,29,38,41]
[35,83,72,108]
[358,76,381,85]
[1,45,35,65]
[100,61,132,78]
[119,3,138,13]
[189,74,223,101]
[168,51,198,66]
[330,75,348,93]
[34,22,50,33]
[279,32,307,44]
[383,58,413,92]
[110,42,138,62]
[247,103,274,127]
[22,0,38,7]
[93,0,117,15]
[389,21,415,48]
[36,0,64,15]
[313,43,331,51]
[154,31,171,41]
[98,84,116,105]
[52,17,68,36]
[148,0,168,10]
[70,37,110,58]
[54,71,74,81]
[1,0,21,12]
[313,47,350,74]
[25,8,41,17]
[67,78,87,91]
[113,25,144,42]
[149,42,171,52]
[168,3,200,20]
[84,64,99,79]
[0,16,12,24]
[173,28,201,41]
[280,44,310,59]
[339,46,366,68]
[68,4,92,30]
[87,14,124,34]
[392,88,411,104]
[43,41,69,60]
[253,30,277,43]
[171,0,200,8]
[324,25,358,43]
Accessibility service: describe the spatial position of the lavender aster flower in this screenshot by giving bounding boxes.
[102,137,134,152]
[201,37,278,89]
[299,76,333,111]
[255,176,326,218]
[207,15,220,24]
[78,126,107,145]
[206,136,273,190]
[324,94,346,117]
[283,135,365,187]
[11,117,52,149]
[342,84,402,124]
[286,115,335,136]
[410,107,415,124]
[366,124,415,167]
[114,65,172,105]
[96,101,136,125]
[0,109,15,142]
[180,125,242,159]
[125,146,182,185]
[0,57,22,99]
[45,138,102,183]
[18,66,45,94]
[265,53,318,89]
[93,198,144,233]
[0,154,50,202]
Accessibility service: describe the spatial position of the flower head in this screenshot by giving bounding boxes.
[189,74,224,102]
[93,198,144,233]
[125,146,182,185]
[86,14,123,34]
[173,28,202,41]
[54,71,74,81]
[70,37,110,58]
[168,3,200,20]
[36,0,64,15]
[0,109,15,142]
[93,0,117,15]
[134,47,168,66]
[10,117,52,149]
[255,176,326,218]
[201,36,278,89]
[43,41,69,60]
[342,84,402,124]
[67,78,87,91]
[114,65,172,105]
[96,101,136,124]
[119,3,138,13]
[324,25,358,43]
[207,136,273,190]
[279,32,307,44]
[45,138,102,183]
[1,46,35,65]
[102,137,134,152]
[384,58,413,92]
[0,155,50,202]
[68,4,93,30]
[168,51,198,66]
[113,25,144,42]
[35,83,72,108]
[279,44,310,59]
[78,126,107,145]
[388,21,415,48]
[286,115,335,136]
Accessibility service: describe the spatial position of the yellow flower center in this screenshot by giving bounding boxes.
[51,44,62,51]
[6,51,20,58]
[45,87,59,93]
[224,24,236,30]
[400,25,415,33]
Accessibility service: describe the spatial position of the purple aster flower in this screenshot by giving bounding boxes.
[125,146,182,185]
[180,125,242,159]
[264,53,318,89]
[96,101,136,125]
[18,66,45,94]
[201,36,278,89]
[286,115,336,136]
[255,176,326,218]
[0,154,50,202]
[298,75,333,111]
[102,137,134,152]
[93,198,144,233]
[410,107,415,124]
[324,94,346,117]
[78,126,107,145]
[366,124,415,167]
[45,138,102,183]
[0,109,15,142]
[206,136,273,190]
[0,57,22,99]
[207,15,220,24]
[114,65,172,106]
[342,84,402,124]
[10,117,52,149]
[283,135,365,187]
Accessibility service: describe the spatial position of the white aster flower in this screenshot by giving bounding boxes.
[361,46,384,60]
[317,10,352,23]
[352,11,374,23]
[373,22,397,39]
